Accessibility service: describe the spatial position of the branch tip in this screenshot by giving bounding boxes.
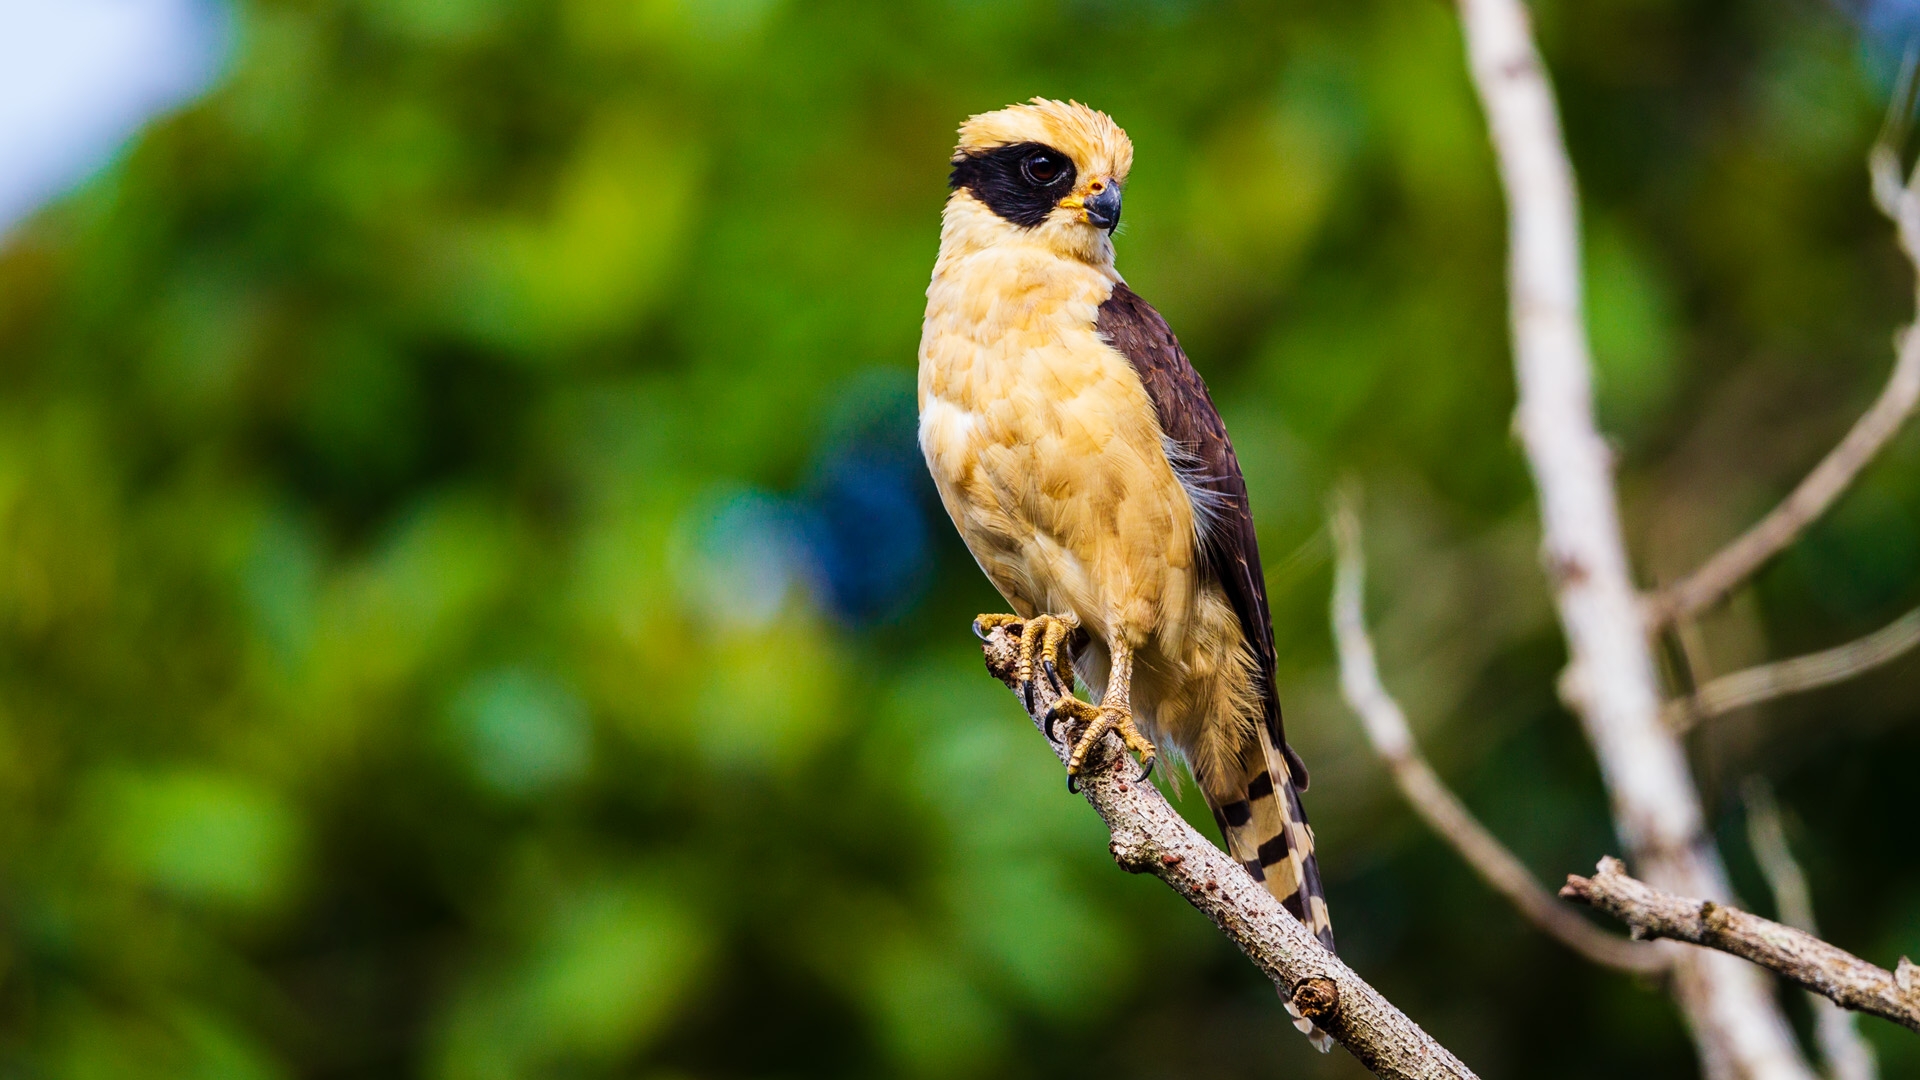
[1568,855,1920,1033]
[1559,875,1593,903]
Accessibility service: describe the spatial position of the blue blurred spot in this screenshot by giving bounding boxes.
[0,0,229,235]
[799,454,931,627]
[1848,0,1920,86]
[1859,0,1920,42]
[795,371,933,627]
[678,373,934,629]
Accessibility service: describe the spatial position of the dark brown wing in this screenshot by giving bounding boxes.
[1095,282,1309,790]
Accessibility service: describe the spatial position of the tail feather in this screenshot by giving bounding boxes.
[1204,726,1335,1053]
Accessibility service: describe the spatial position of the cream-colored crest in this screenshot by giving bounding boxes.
[955,98,1134,184]
[943,99,1135,266]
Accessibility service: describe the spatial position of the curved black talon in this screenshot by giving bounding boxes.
[1066,772,1079,794]
[971,620,990,641]
[1042,698,1072,743]
[1043,658,1063,694]
[1022,677,1037,715]
[1137,756,1156,784]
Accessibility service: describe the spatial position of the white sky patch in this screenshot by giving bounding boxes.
[0,0,227,236]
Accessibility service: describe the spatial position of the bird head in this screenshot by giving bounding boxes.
[945,98,1134,265]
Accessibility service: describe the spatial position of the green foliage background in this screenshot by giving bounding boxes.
[1,1,1916,1077]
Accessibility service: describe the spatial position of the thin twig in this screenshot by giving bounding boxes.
[1563,857,1920,1035]
[1647,67,1920,630]
[1645,332,1920,629]
[1744,781,1879,1080]
[974,625,1478,1079]
[1328,495,1666,976]
[1455,0,1817,1075]
[1666,604,1920,732]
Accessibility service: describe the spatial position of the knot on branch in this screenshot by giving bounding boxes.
[1700,900,1734,936]
[980,630,1019,683]
[1290,977,1340,1022]
[1108,836,1157,874]
[1555,663,1589,713]
[1548,553,1590,587]
[1898,956,1920,1001]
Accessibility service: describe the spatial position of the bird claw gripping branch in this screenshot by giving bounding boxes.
[973,612,1081,715]
[1048,696,1158,793]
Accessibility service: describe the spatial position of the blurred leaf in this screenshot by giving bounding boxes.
[90,769,304,912]
[358,0,513,45]
[688,617,846,771]
[445,666,592,797]
[1587,218,1681,437]
[433,875,712,1080]
[433,114,704,356]
[1186,69,1358,284]
[863,929,1005,1078]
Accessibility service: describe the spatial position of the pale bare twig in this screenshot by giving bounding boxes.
[1562,857,1920,1035]
[1456,0,1817,1074]
[975,625,1478,1079]
[1328,495,1666,976]
[1645,333,1920,629]
[1742,782,1822,943]
[1744,781,1879,1080]
[1646,61,1920,631]
[1665,604,1920,732]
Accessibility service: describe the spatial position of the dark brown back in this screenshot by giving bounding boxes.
[1094,281,1309,790]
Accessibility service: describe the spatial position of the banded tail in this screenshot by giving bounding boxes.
[1205,724,1335,1052]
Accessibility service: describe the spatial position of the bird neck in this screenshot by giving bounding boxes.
[935,192,1117,273]
[924,222,1121,353]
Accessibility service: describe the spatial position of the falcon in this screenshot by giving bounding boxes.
[917,99,1335,1048]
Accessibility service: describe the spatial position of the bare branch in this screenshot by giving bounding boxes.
[1645,332,1920,629]
[1666,604,1920,732]
[974,625,1478,1079]
[1563,857,1920,1035]
[1744,782,1880,1080]
[1648,86,1920,630]
[1328,497,1666,975]
[1455,0,1818,1074]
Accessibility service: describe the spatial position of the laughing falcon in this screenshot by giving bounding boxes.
[916,98,1335,1047]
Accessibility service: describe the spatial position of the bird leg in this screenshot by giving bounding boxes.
[1050,635,1157,789]
[973,612,1080,712]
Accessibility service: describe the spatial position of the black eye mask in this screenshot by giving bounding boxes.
[948,141,1079,229]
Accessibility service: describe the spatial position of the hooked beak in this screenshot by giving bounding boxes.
[1083,182,1122,231]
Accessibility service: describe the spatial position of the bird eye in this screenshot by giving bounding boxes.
[1021,151,1064,185]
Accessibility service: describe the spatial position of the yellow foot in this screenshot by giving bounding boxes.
[1048,697,1158,792]
[973,612,1079,712]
